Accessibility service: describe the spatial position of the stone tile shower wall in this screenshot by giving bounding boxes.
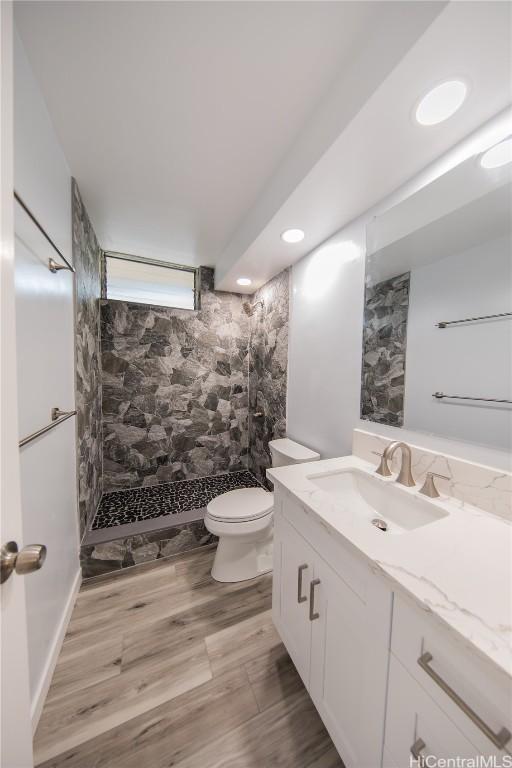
[360,272,410,427]
[73,179,103,537]
[248,268,290,484]
[101,268,250,492]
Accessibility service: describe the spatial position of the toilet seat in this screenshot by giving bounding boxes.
[206,488,273,523]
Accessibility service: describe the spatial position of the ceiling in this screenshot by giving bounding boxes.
[14,1,512,293]
[216,1,512,291]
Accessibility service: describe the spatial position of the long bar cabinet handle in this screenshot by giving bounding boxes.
[309,579,320,621]
[297,564,308,604]
[418,652,512,750]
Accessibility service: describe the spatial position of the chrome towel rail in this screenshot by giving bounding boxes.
[19,408,77,448]
[436,312,512,328]
[14,191,75,274]
[433,392,512,405]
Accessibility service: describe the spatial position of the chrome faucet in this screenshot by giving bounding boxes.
[375,441,415,487]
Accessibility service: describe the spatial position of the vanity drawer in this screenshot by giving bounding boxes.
[385,654,481,767]
[391,593,512,757]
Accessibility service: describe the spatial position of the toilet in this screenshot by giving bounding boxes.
[205,438,320,583]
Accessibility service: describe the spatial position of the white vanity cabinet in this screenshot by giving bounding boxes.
[272,487,512,768]
[385,594,512,767]
[272,494,392,768]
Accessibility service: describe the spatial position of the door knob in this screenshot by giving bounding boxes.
[1,542,47,584]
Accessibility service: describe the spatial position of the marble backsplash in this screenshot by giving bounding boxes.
[248,269,289,485]
[353,428,512,522]
[73,180,103,537]
[361,272,409,427]
[101,267,250,491]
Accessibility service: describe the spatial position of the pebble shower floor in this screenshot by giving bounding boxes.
[91,470,265,529]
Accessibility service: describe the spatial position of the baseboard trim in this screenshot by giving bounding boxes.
[31,567,82,732]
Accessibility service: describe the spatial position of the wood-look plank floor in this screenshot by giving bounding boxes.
[35,546,343,768]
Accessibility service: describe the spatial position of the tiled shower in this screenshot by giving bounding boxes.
[73,182,289,576]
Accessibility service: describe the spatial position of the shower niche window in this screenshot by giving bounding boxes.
[104,251,198,310]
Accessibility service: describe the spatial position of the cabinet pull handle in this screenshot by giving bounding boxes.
[410,738,426,766]
[297,564,308,603]
[418,652,511,750]
[309,579,320,621]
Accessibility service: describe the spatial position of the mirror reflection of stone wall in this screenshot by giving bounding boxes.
[361,273,409,427]
[362,142,512,453]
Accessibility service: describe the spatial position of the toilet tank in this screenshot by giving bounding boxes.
[268,438,320,468]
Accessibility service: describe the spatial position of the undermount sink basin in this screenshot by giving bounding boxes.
[308,468,449,534]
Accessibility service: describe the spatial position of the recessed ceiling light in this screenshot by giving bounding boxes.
[281,228,305,244]
[236,277,252,286]
[415,80,467,126]
[480,137,512,169]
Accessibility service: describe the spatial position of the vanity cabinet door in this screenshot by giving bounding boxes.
[309,557,389,768]
[272,512,314,685]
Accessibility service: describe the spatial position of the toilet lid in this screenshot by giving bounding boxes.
[206,488,274,522]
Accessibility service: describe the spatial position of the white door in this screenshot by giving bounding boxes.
[0,2,35,765]
[272,513,313,683]
[14,190,78,723]
[309,558,390,768]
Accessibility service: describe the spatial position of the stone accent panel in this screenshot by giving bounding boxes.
[361,272,410,427]
[101,268,249,491]
[73,179,103,537]
[248,269,289,484]
[80,520,215,578]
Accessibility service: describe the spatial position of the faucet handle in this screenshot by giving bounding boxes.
[372,450,392,477]
[419,471,450,498]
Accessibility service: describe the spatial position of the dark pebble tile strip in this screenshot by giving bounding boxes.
[92,470,264,530]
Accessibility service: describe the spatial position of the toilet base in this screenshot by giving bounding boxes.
[210,526,273,583]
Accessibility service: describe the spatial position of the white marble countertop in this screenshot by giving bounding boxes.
[268,455,512,680]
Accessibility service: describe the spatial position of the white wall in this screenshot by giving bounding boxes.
[13,28,80,727]
[13,31,71,260]
[404,235,512,453]
[287,110,512,472]
[287,231,366,459]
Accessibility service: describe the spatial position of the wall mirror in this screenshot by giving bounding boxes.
[362,136,512,453]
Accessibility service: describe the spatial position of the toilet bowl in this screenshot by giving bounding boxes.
[205,438,320,582]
